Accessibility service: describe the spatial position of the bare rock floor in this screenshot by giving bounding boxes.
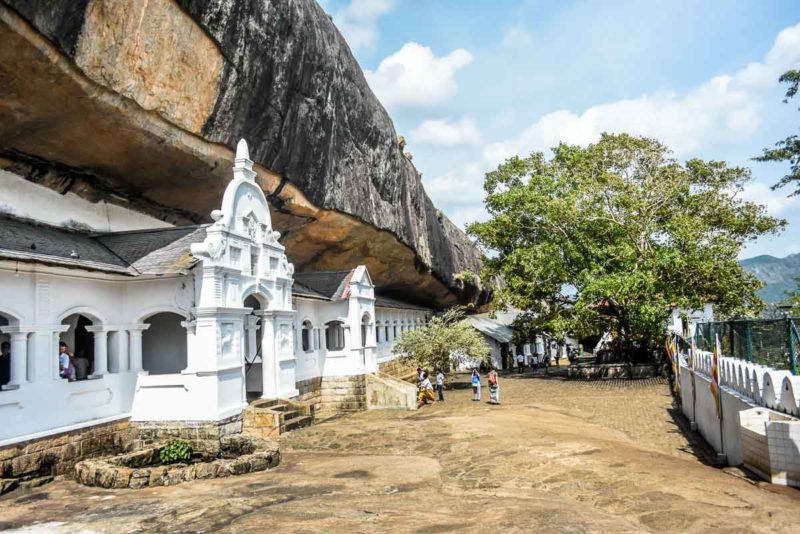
[1,372,799,533]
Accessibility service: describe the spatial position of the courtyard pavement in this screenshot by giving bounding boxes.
[1,371,799,533]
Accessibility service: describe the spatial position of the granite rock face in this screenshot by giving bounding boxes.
[0,0,488,308]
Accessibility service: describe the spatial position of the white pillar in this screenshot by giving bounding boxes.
[259,313,277,399]
[86,328,108,376]
[116,330,129,372]
[8,332,28,386]
[128,325,149,373]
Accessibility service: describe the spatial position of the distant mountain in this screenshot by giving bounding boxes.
[740,253,800,303]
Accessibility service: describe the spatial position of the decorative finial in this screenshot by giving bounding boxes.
[236,139,249,160]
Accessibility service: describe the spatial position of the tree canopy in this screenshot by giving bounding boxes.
[755,69,800,195]
[468,133,785,358]
[393,307,489,372]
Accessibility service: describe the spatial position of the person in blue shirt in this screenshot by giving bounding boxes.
[435,369,445,401]
[471,369,481,401]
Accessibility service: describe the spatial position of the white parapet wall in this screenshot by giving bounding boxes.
[678,349,800,487]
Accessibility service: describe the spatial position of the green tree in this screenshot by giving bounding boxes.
[393,307,489,372]
[784,278,800,316]
[755,69,800,195]
[468,133,785,360]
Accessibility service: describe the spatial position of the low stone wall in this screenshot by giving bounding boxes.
[366,373,417,411]
[295,375,367,419]
[0,419,135,494]
[379,358,417,381]
[74,435,280,490]
[133,414,243,456]
[567,363,658,380]
[295,376,323,414]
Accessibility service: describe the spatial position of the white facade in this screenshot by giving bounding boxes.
[0,140,430,446]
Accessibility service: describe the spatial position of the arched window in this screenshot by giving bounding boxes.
[60,313,96,380]
[325,320,345,351]
[142,313,187,375]
[302,320,313,352]
[384,322,390,343]
[361,313,371,347]
[0,312,15,387]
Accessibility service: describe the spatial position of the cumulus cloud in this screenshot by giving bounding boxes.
[331,0,394,52]
[483,23,800,165]
[426,23,800,232]
[365,43,473,108]
[740,182,799,216]
[411,117,482,146]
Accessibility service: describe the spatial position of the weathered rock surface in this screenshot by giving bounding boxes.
[0,0,488,308]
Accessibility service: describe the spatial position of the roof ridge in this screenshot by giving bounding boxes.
[90,224,208,238]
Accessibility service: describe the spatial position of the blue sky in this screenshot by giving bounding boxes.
[320,0,800,259]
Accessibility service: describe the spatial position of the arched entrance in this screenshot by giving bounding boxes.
[243,292,269,398]
[142,312,188,375]
[60,313,96,380]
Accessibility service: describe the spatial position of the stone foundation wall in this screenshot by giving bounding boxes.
[0,419,135,494]
[294,375,367,419]
[378,358,416,381]
[133,414,243,456]
[567,363,658,380]
[295,376,323,414]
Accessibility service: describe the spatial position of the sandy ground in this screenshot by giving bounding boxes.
[1,372,799,533]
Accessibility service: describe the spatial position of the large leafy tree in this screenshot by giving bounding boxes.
[393,307,489,372]
[468,133,785,359]
[755,69,800,195]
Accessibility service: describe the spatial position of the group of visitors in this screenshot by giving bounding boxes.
[416,367,445,407]
[471,368,500,404]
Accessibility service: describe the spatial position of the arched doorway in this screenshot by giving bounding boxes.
[0,312,14,387]
[142,312,187,375]
[60,313,96,380]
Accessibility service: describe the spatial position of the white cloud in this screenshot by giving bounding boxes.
[331,0,394,52]
[427,23,800,233]
[740,182,799,216]
[365,43,473,108]
[411,117,482,146]
[484,22,800,165]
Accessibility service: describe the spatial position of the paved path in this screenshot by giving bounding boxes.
[1,373,799,533]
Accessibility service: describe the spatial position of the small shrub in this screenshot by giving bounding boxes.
[159,439,193,465]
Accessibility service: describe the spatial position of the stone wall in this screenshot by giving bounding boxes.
[366,373,417,411]
[294,375,367,419]
[378,358,417,381]
[0,419,135,494]
[133,414,243,456]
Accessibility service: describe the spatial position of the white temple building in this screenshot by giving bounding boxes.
[0,140,429,446]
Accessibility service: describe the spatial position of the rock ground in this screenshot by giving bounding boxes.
[1,372,799,533]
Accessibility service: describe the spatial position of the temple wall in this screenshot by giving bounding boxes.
[0,169,170,232]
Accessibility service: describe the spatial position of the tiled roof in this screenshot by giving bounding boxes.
[0,215,131,274]
[0,215,207,276]
[375,295,432,312]
[292,281,332,301]
[96,226,207,275]
[293,270,353,300]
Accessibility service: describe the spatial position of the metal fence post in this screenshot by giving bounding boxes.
[745,322,754,363]
[790,318,798,376]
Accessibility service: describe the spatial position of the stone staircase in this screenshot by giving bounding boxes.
[243,399,314,438]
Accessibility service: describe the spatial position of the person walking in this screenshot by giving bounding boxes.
[435,369,445,401]
[488,367,500,404]
[516,352,525,374]
[471,369,481,401]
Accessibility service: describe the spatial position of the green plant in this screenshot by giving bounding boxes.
[392,307,489,372]
[159,439,193,465]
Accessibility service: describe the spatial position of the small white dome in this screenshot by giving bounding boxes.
[236,139,250,160]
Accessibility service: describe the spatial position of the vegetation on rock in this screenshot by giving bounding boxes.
[393,308,489,372]
[468,133,785,359]
[159,439,193,465]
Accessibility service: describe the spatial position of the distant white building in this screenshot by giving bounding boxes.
[0,140,428,446]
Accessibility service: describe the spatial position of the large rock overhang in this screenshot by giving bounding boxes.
[0,0,489,309]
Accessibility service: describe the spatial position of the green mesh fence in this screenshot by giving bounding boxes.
[693,318,799,373]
